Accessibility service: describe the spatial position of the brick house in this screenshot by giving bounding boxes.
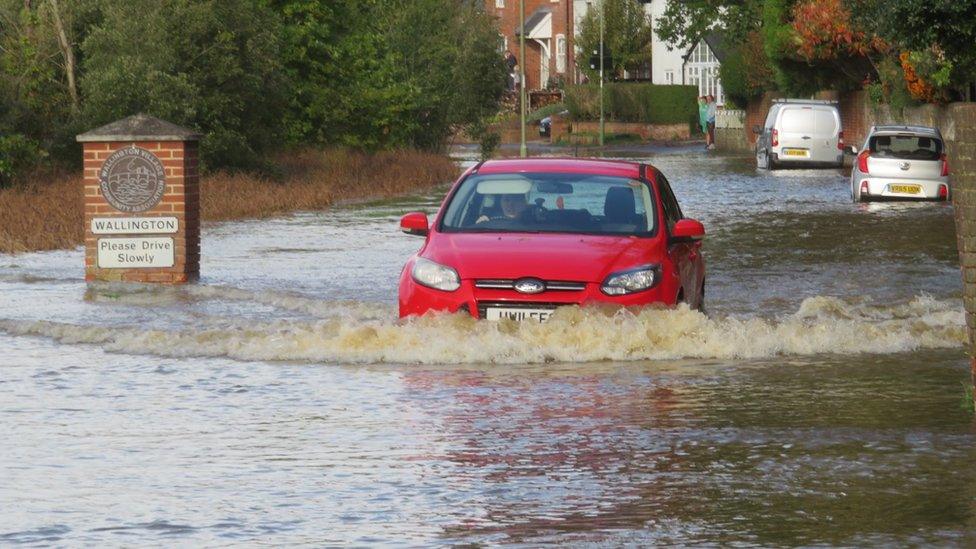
[485,0,575,91]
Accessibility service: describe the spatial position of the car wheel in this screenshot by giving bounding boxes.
[767,151,778,170]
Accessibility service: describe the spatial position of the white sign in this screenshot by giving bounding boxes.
[97,238,175,269]
[91,216,178,235]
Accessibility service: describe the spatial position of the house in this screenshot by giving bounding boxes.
[571,0,726,104]
[485,0,575,91]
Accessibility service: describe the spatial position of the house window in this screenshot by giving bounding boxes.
[496,0,504,7]
[685,41,723,104]
[665,70,674,85]
[498,34,507,54]
[556,34,567,73]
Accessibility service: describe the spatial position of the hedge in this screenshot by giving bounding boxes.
[564,83,698,124]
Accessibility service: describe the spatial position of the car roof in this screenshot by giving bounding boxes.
[477,158,644,179]
[871,125,942,137]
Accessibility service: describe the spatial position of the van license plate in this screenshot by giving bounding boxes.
[890,184,921,194]
[485,307,554,322]
[782,149,809,157]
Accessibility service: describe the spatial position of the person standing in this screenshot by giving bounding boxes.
[706,95,717,150]
[698,96,709,148]
[504,50,517,91]
[512,63,521,92]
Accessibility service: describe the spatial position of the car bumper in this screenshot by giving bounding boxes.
[856,177,949,200]
[772,151,843,167]
[398,277,677,319]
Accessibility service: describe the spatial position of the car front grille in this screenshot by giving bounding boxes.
[474,279,586,291]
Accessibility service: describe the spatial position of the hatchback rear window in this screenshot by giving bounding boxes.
[869,134,942,160]
[440,173,657,236]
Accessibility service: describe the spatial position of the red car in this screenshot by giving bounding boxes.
[398,158,705,321]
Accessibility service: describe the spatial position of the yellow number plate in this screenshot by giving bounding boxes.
[782,149,809,157]
[890,184,921,194]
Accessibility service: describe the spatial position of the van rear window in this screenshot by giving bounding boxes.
[869,135,942,161]
[780,107,837,135]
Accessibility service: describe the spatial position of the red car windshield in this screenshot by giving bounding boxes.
[440,173,657,236]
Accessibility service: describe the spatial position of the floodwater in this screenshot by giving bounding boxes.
[2,146,974,546]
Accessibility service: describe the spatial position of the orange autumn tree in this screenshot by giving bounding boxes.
[789,0,887,86]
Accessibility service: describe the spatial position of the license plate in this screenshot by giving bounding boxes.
[782,149,809,157]
[484,307,554,322]
[889,184,922,194]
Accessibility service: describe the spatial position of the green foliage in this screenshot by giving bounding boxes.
[720,31,775,109]
[565,84,698,125]
[575,0,653,80]
[0,134,46,185]
[527,103,566,123]
[656,0,762,51]
[876,0,976,91]
[80,0,287,170]
[0,0,505,180]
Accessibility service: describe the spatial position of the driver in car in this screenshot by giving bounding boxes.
[476,193,530,223]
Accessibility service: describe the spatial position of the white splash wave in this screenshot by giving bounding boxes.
[0,295,965,365]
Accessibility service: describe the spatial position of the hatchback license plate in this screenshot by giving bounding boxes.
[890,184,922,194]
[782,149,809,157]
[485,307,554,322]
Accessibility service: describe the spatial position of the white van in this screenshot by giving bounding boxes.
[754,99,844,169]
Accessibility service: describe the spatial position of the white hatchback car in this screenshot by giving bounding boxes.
[850,125,950,202]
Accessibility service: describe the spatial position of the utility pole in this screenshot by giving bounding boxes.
[519,0,527,158]
[599,0,605,147]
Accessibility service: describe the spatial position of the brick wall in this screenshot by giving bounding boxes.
[743,92,784,146]
[486,0,574,91]
[83,140,200,284]
[944,104,976,399]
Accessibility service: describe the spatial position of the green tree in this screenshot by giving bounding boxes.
[575,0,654,80]
[80,0,287,169]
[655,0,762,51]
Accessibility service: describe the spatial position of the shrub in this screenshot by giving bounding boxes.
[564,84,698,124]
[0,134,46,186]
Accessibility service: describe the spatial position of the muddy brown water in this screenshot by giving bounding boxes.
[1,146,973,545]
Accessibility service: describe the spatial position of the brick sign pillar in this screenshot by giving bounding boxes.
[77,114,201,283]
[946,103,976,409]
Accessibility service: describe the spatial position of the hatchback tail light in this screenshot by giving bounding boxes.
[939,184,949,200]
[860,180,869,196]
[772,129,779,147]
[857,150,870,173]
[941,154,950,177]
[837,130,845,150]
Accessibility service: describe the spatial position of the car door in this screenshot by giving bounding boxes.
[655,170,700,305]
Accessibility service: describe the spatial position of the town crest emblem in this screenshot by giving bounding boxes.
[99,146,166,213]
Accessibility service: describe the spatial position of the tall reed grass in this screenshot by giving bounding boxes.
[0,148,458,254]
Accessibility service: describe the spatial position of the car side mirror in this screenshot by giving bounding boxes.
[752,125,761,135]
[400,212,429,236]
[671,218,705,242]
[846,145,858,155]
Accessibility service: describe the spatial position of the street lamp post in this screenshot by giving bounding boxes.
[519,0,527,158]
[599,0,605,147]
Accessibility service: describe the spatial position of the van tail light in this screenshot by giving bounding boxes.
[939,184,949,200]
[772,129,779,147]
[941,154,950,177]
[857,150,870,174]
[837,130,845,150]
[860,180,869,196]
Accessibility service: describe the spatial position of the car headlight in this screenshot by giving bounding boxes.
[411,257,461,292]
[601,265,660,295]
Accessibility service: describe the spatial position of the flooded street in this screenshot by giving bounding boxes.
[2,146,974,545]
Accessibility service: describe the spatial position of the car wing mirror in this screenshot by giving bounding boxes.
[400,212,429,236]
[846,145,858,155]
[752,125,762,135]
[670,218,705,243]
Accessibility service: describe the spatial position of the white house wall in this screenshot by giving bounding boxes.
[647,0,686,86]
